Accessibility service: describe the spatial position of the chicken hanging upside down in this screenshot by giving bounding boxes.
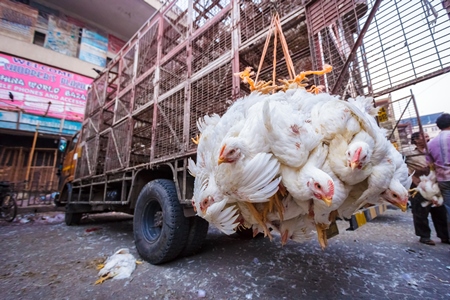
[188,66,411,250]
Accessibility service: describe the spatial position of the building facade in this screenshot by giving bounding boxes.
[0,0,157,199]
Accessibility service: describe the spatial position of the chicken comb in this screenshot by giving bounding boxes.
[327,180,335,197]
[353,147,362,160]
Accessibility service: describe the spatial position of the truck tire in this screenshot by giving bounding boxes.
[179,216,209,257]
[65,211,82,225]
[133,179,189,264]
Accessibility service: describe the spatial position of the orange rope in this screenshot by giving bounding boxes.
[255,17,275,84]
[275,14,296,79]
[255,13,296,89]
[273,23,278,88]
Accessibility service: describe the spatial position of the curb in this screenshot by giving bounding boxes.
[17,206,65,215]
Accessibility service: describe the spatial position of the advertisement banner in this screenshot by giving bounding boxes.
[108,34,126,56]
[79,29,108,67]
[0,0,38,43]
[45,15,79,57]
[0,53,93,121]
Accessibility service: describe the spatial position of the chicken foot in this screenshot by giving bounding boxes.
[316,223,329,250]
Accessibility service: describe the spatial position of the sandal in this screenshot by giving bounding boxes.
[419,238,436,246]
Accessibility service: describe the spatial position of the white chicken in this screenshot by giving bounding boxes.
[328,132,374,186]
[263,97,322,168]
[313,160,351,248]
[95,248,140,284]
[413,170,443,207]
[280,142,334,207]
[278,214,316,245]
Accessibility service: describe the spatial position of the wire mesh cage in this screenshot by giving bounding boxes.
[105,119,131,172]
[153,88,186,161]
[130,106,154,167]
[115,88,133,123]
[162,1,189,56]
[85,73,107,117]
[134,71,155,112]
[137,23,159,79]
[191,9,232,73]
[75,140,90,179]
[106,62,120,103]
[85,110,101,140]
[119,46,136,91]
[95,133,109,175]
[100,101,115,133]
[160,48,188,95]
[306,0,450,98]
[188,61,234,152]
[193,0,231,29]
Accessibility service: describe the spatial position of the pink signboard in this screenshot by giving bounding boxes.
[108,34,126,56]
[0,53,93,121]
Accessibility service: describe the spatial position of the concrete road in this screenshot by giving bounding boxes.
[0,208,449,300]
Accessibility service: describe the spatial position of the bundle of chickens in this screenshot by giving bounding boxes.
[411,169,443,207]
[188,65,412,249]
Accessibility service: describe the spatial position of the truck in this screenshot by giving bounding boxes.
[56,0,323,265]
[55,0,424,265]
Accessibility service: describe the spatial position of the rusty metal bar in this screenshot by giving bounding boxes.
[373,65,450,98]
[331,0,383,95]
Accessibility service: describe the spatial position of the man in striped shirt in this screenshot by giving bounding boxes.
[427,113,450,240]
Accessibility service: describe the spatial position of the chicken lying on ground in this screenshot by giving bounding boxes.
[95,248,141,285]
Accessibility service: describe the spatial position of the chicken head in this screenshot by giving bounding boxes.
[379,179,408,212]
[347,141,371,170]
[217,137,241,163]
[307,177,334,206]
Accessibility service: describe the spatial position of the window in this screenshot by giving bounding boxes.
[33,31,46,47]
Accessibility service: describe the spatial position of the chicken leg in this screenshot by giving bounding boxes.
[244,202,272,240]
[316,223,329,250]
[262,189,285,223]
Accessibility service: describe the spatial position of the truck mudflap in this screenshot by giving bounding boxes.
[346,204,388,231]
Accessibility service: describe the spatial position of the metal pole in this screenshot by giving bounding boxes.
[25,123,39,189]
[410,89,428,154]
[331,0,384,95]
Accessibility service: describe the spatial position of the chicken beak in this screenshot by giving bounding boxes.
[394,202,407,212]
[350,161,358,170]
[321,196,333,207]
[218,156,225,165]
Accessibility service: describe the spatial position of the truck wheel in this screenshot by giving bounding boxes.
[65,211,82,226]
[179,216,209,257]
[134,179,189,264]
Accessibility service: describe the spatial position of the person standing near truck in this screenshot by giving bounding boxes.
[427,113,450,240]
[406,131,449,245]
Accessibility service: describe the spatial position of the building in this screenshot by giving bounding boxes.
[0,0,158,197]
[400,112,443,140]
